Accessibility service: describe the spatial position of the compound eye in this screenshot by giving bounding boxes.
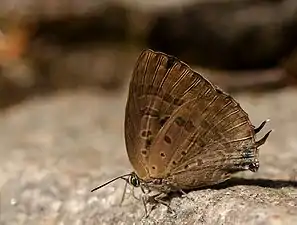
[129,175,140,187]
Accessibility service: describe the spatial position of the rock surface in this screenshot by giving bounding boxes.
[0,84,296,224]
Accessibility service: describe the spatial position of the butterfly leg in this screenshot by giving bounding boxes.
[141,185,151,194]
[154,193,176,215]
[139,186,154,217]
[121,181,143,205]
[141,193,163,217]
[178,189,194,201]
[119,180,128,206]
[141,192,174,217]
[141,194,149,217]
[131,186,141,201]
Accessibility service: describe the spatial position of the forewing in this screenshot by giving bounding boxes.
[125,49,203,178]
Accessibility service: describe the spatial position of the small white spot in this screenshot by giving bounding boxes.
[87,196,99,205]
[10,198,17,206]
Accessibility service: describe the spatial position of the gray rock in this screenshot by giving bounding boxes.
[0,85,296,224]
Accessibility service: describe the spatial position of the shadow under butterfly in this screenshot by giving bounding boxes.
[91,49,272,216]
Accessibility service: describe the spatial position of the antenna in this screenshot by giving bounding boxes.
[91,173,132,192]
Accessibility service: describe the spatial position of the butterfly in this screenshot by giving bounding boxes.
[91,49,271,214]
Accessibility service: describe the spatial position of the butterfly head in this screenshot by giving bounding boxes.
[127,172,141,187]
[90,172,143,193]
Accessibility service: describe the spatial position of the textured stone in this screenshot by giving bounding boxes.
[0,85,296,224]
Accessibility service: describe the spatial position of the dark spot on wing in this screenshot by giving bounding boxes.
[185,120,196,132]
[173,98,184,106]
[164,135,172,144]
[159,115,170,126]
[163,93,173,103]
[165,56,175,70]
[145,138,153,148]
[175,116,186,127]
[141,107,159,117]
[141,130,152,138]
[141,150,147,155]
[216,88,224,94]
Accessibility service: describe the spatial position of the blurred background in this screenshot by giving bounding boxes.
[0,0,297,108]
[0,0,297,224]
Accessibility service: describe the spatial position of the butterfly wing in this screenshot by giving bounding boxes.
[146,57,270,187]
[125,49,206,179]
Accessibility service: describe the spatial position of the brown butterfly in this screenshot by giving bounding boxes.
[91,49,271,213]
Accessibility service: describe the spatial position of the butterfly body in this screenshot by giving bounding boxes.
[124,49,271,193]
